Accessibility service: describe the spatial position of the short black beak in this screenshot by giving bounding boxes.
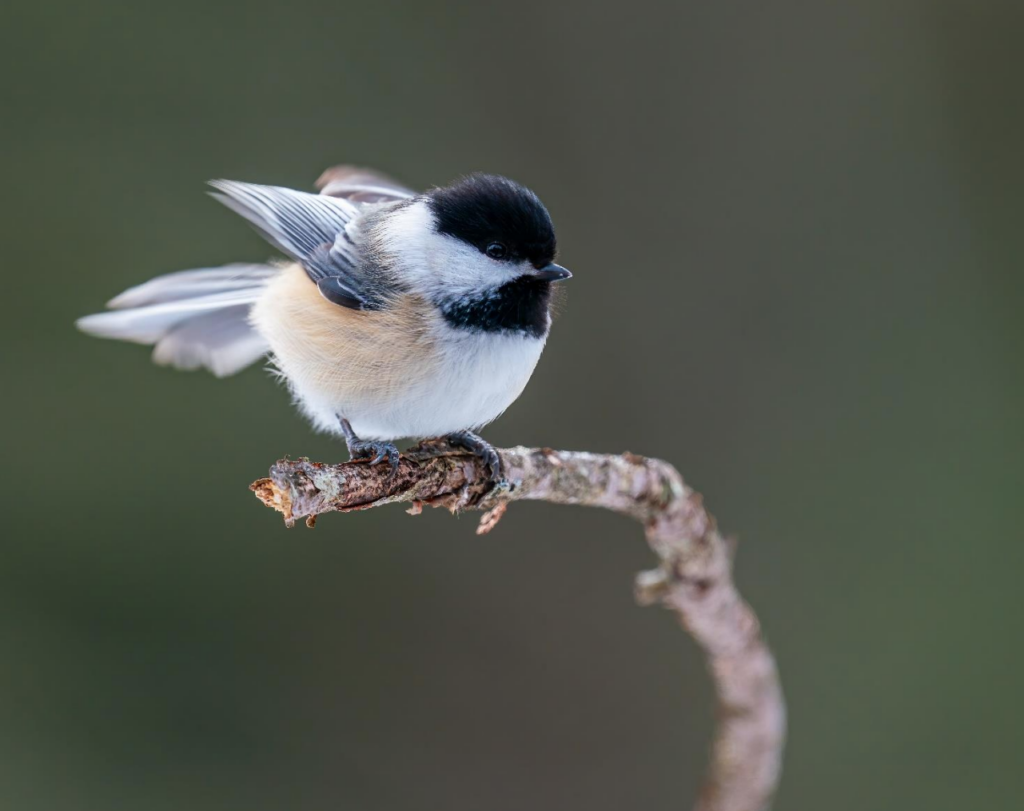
[532,263,572,282]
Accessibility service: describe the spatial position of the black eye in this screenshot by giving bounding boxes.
[485,242,508,260]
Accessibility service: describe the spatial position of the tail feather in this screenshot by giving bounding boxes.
[77,289,265,344]
[77,263,276,377]
[107,263,277,309]
[152,305,269,377]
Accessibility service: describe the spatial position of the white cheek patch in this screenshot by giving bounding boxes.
[381,202,523,303]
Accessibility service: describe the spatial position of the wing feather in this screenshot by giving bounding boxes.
[316,165,415,204]
[208,179,390,310]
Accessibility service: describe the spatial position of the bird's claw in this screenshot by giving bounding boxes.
[350,439,400,475]
[445,430,505,486]
[338,416,400,476]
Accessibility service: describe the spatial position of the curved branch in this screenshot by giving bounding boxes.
[251,442,785,811]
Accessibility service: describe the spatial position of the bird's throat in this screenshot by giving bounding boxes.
[439,276,552,337]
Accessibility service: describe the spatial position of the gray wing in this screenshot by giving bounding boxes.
[208,179,391,310]
[316,165,416,204]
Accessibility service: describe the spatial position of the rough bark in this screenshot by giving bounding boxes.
[251,440,785,811]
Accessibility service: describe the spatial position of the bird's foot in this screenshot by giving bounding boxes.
[338,417,400,476]
[443,430,505,485]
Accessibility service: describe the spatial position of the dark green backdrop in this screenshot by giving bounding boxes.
[3,1,1021,809]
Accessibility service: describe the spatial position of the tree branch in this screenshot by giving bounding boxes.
[251,441,785,811]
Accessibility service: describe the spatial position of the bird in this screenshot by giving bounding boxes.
[76,166,572,480]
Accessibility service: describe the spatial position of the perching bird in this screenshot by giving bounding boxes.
[76,166,571,479]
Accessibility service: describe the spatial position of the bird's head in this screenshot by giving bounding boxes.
[382,174,570,315]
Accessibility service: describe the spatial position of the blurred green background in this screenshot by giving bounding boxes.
[2,1,1022,809]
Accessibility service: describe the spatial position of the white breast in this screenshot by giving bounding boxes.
[379,327,547,439]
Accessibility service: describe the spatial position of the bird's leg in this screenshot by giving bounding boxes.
[443,430,505,484]
[337,416,400,476]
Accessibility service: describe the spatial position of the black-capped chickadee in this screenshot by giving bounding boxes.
[77,166,572,479]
